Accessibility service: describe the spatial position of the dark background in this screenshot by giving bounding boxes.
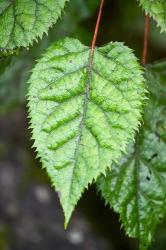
[0,0,166,249]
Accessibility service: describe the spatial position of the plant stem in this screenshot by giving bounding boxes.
[90,0,105,57]
[142,15,150,65]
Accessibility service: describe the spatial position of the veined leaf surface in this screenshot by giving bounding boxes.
[139,0,166,32]
[28,37,146,226]
[0,0,68,50]
[97,61,166,249]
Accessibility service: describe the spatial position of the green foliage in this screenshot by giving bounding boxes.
[0,0,165,248]
[28,37,146,226]
[0,57,11,76]
[138,0,166,32]
[97,61,166,250]
[0,0,69,51]
[0,55,30,114]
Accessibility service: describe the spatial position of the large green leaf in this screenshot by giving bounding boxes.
[28,37,146,226]
[138,0,166,32]
[0,0,69,50]
[97,61,166,249]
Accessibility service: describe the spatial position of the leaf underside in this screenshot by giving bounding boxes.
[28,37,146,226]
[97,61,166,250]
[0,0,68,51]
[139,0,166,32]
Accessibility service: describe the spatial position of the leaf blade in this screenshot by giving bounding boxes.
[28,37,146,226]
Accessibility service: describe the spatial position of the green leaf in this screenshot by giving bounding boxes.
[138,0,166,32]
[0,0,69,50]
[27,37,146,227]
[97,61,166,249]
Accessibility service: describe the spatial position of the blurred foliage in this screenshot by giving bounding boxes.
[0,224,9,250]
[0,57,11,76]
[0,55,30,114]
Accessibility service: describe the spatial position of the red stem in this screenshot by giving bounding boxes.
[142,15,150,65]
[90,0,105,54]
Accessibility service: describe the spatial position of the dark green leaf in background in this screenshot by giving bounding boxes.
[97,61,166,249]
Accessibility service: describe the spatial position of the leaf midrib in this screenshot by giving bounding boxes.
[66,48,96,205]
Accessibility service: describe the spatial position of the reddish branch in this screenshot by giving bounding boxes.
[142,15,151,65]
[90,0,105,60]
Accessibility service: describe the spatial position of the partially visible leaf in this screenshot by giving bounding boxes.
[138,0,166,32]
[97,61,166,249]
[28,37,146,227]
[0,0,69,51]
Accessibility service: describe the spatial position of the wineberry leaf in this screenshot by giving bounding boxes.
[0,0,69,50]
[138,0,166,32]
[28,37,146,227]
[97,61,166,249]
